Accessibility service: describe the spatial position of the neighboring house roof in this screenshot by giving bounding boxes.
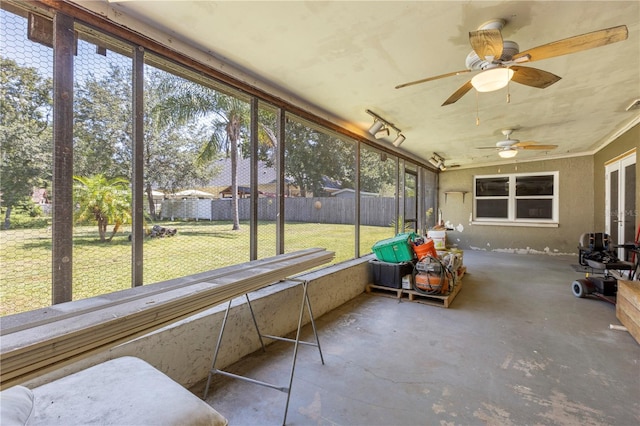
[207,157,277,186]
[219,186,263,196]
[321,176,342,192]
[208,158,351,196]
[331,188,378,198]
[173,189,216,199]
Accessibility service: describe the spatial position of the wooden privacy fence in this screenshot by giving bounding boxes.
[161,197,406,227]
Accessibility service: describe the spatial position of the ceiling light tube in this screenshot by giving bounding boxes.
[392,133,405,147]
[428,157,439,167]
[471,67,514,92]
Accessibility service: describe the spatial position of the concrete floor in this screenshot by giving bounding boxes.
[192,250,640,425]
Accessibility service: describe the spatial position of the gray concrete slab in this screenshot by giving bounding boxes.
[192,250,640,425]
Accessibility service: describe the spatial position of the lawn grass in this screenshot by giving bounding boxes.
[0,221,394,316]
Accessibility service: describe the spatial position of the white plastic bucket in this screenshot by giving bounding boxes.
[427,230,446,250]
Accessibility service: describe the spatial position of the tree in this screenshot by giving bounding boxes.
[74,64,132,179]
[359,148,397,195]
[284,119,354,197]
[155,76,276,230]
[74,65,214,220]
[73,174,131,242]
[0,57,52,229]
[143,69,218,219]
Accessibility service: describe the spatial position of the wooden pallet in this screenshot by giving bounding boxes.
[366,276,463,308]
[405,279,462,308]
[366,284,404,299]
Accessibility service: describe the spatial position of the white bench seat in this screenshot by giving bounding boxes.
[1,357,227,426]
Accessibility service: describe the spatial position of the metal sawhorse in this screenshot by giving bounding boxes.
[203,278,324,425]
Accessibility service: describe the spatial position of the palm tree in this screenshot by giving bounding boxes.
[155,76,276,230]
[73,174,132,242]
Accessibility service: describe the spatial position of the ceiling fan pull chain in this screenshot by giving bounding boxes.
[475,91,480,126]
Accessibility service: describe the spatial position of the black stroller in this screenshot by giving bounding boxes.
[571,232,637,303]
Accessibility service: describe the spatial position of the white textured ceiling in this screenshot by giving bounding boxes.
[95,0,639,168]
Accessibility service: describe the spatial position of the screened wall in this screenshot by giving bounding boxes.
[0,1,438,316]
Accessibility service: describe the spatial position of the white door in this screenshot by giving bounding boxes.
[605,151,636,259]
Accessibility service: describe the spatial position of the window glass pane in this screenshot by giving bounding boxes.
[516,199,553,219]
[477,199,508,218]
[359,146,397,255]
[624,163,636,243]
[423,169,437,231]
[1,6,53,315]
[516,175,554,196]
[476,177,508,196]
[609,170,619,242]
[404,170,417,233]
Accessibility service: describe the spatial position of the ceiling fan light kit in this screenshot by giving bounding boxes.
[395,21,628,105]
[477,129,559,159]
[498,148,518,158]
[471,67,514,92]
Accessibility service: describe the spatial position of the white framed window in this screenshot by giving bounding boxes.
[472,172,559,227]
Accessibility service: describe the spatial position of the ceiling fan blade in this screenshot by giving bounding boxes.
[469,29,503,61]
[512,25,628,63]
[395,69,471,89]
[510,66,561,88]
[520,144,558,150]
[475,147,500,150]
[512,141,538,147]
[513,141,558,150]
[442,80,474,106]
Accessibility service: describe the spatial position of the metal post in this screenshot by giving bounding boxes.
[245,294,266,352]
[51,11,74,304]
[304,286,324,365]
[282,280,309,425]
[203,299,233,399]
[131,46,144,286]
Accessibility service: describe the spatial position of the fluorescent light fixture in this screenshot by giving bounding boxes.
[498,148,518,158]
[392,133,405,147]
[471,67,514,92]
[428,157,439,167]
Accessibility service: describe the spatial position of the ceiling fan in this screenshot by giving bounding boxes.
[395,19,628,106]
[476,129,558,158]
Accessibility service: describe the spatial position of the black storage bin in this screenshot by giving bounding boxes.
[369,259,414,289]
